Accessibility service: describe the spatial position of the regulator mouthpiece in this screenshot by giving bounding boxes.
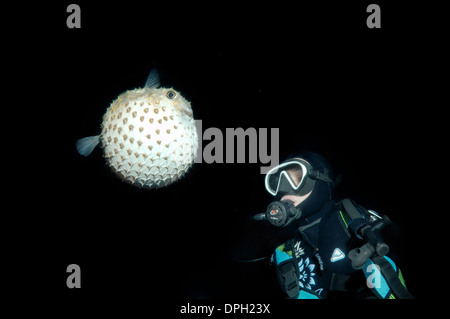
[265,200,302,227]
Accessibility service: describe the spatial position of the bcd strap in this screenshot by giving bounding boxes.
[274,240,300,299]
[371,256,415,299]
[341,198,365,220]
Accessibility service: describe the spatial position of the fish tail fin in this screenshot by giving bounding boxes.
[76,135,100,157]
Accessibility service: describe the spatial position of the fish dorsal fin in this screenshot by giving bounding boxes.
[145,69,160,89]
[76,135,100,157]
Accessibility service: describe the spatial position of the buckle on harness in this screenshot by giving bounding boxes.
[276,260,300,298]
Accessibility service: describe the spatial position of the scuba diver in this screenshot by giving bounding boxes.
[239,151,414,299]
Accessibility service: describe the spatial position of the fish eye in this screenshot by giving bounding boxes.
[166,91,176,99]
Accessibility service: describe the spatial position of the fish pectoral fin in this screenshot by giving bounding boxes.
[76,135,100,157]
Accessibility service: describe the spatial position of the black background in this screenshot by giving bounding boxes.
[9,0,445,315]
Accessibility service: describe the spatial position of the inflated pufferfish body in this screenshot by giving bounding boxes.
[76,69,198,189]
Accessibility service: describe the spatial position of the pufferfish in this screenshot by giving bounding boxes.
[76,69,198,189]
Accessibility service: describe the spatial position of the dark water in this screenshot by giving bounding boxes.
[13,1,440,315]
